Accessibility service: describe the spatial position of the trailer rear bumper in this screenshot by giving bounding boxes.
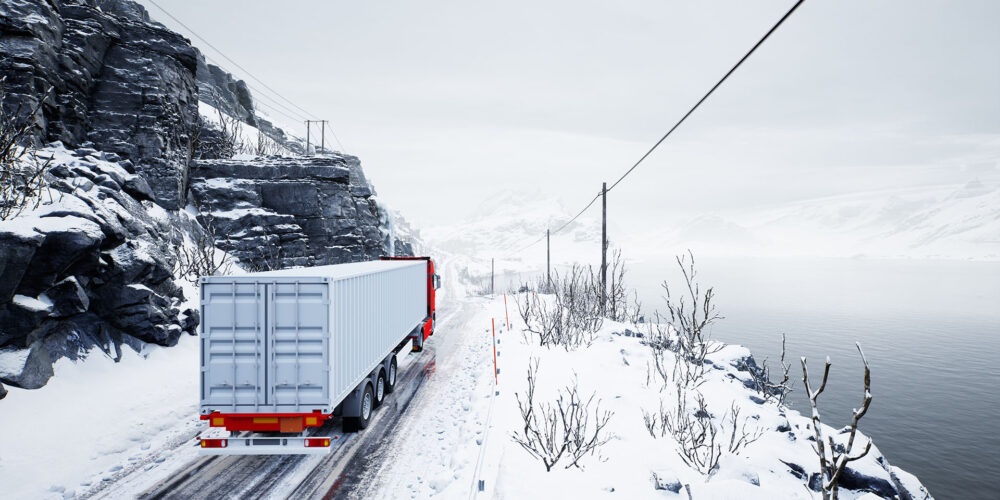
[199,436,336,456]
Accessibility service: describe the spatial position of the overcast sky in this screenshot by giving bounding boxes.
[137,0,1000,232]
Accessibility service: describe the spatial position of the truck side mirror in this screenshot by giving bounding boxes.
[434,274,441,290]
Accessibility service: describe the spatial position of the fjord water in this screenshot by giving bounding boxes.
[631,257,1000,500]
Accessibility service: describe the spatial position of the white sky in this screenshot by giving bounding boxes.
[137,0,1000,232]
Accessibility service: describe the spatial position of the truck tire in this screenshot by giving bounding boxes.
[385,357,398,394]
[344,384,374,432]
[374,370,387,407]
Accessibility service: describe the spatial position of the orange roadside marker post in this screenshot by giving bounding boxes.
[491,318,498,385]
[503,293,509,328]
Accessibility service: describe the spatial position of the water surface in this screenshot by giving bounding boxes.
[630,257,1000,500]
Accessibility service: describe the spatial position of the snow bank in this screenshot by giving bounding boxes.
[466,294,934,500]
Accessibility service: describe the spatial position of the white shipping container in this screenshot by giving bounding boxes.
[199,260,427,416]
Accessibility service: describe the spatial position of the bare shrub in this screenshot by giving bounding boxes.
[254,129,281,156]
[518,265,604,350]
[241,226,284,272]
[642,387,762,475]
[511,358,614,471]
[0,78,51,220]
[663,251,724,388]
[744,333,793,406]
[601,248,643,323]
[644,312,674,390]
[174,206,233,283]
[802,343,873,500]
[722,402,764,455]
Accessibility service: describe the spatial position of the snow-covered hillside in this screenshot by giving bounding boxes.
[429,179,1000,273]
[423,190,600,263]
[643,179,1000,261]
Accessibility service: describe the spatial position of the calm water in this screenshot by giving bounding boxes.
[630,257,1000,500]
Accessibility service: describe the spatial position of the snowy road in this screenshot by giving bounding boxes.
[74,262,498,500]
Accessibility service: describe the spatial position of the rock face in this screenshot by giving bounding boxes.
[0,147,197,390]
[190,154,412,268]
[0,0,416,391]
[0,0,200,210]
[195,56,289,148]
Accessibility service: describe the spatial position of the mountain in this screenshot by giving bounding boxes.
[635,180,1000,261]
[423,189,601,269]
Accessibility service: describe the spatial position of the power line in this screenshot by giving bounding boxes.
[500,0,807,257]
[145,0,318,120]
[506,190,601,254]
[607,0,807,193]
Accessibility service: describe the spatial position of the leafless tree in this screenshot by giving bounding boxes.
[801,343,873,500]
[0,77,52,220]
[173,205,233,283]
[745,333,793,406]
[662,251,724,388]
[511,358,614,471]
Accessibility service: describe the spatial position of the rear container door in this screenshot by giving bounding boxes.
[201,282,267,410]
[268,282,330,410]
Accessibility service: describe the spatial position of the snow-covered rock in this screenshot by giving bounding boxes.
[0,146,197,389]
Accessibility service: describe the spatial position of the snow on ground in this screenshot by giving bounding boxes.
[0,257,933,499]
[369,280,932,499]
[0,333,204,500]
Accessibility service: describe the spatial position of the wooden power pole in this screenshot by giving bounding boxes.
[304,120,329,155]
[546,228,551,292]
[601,182,607,314]
[305,121,311,155]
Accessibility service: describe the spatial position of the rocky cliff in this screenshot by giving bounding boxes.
[0,0,200,210]
[189,154,411,268]
[0,0,414,396]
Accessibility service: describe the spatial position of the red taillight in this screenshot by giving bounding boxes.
[200,439,227,448]
[304,438,331,448]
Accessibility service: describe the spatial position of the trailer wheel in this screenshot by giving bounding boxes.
[374,370,386,407]
[385,357,398,394]
[344,383,374,432]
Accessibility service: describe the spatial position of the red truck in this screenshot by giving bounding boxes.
[382,256,439,352]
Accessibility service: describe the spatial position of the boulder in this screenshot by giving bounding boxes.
[0,225,45,303]
[0,380,7,400]
[0,295,53,347]
[0,343,54,389]
[46,277,90,317]
[17,216,104,296]
[122,174,155,201]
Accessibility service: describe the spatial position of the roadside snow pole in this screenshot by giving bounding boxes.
[503,293,509,328]
[491,318,498,390]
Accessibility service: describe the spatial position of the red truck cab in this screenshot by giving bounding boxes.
[381,256,440,351]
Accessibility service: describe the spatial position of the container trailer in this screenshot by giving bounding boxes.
[197,257,440,455]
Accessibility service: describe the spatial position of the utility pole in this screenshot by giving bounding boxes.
[304,120,329,155]
[546,229,551,292]
[601,182,607,315]
[491,258,495,296]
[305,121,311,155]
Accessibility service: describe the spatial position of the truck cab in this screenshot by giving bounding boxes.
[381,256,440,352]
